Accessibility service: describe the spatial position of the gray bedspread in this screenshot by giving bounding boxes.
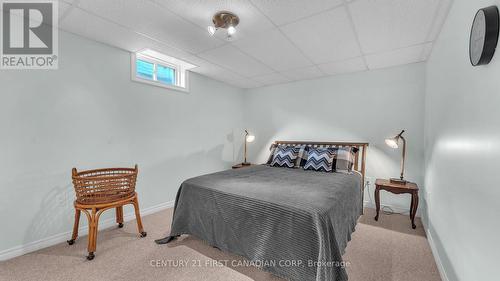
[157,165,362,281]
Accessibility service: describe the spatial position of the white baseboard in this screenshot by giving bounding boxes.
[425,227,449,281]
[0,200,174,261]
[366,200,448,280]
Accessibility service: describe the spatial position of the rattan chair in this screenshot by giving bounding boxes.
[67,165,146,260]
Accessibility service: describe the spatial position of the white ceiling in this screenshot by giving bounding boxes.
[56,0,453,89]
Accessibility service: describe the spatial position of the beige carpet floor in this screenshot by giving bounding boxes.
[0,208,441,281]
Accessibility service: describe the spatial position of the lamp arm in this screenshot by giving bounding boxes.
[400,136,406,180]
[397,129,405,138]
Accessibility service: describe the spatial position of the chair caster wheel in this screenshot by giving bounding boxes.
[118,223,124,228]
[67,239,75,245]
[87,252,95,260]
[140,231,147,238]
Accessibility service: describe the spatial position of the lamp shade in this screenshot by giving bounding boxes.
[246,134,255,143]
[385,137,399,148]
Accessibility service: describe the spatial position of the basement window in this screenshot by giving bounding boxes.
[131,49,197,92]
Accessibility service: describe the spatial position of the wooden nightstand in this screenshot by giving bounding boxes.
[374,179,419,229]
[231,163,256,169]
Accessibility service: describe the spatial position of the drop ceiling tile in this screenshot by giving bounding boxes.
[192,61,244,81]
[198,45,274,77]
[153,0,275,40]
[251,73,291,85]
[227,78,264,89]
[59,6,196,62]
[76,0,164,30]
[74,0,225,53]
[365,43,431,69]
[249,0,343,26]
[280,6,362,64]
[233,29,312,71]
[318,57,367,75]
[349,0,441,54]
[192,62,263,88]
[60,7,146,50]
[426,0,453,41]
[280,66,325,81]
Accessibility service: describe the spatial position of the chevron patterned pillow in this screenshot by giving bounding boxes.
[270,146,300,168]
[303,147,335,172]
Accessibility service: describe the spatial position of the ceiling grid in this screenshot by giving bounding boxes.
[56,0,452,88]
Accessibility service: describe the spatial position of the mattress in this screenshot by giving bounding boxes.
[156,165,363,281]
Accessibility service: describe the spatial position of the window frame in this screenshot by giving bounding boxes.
[131,52,189,92]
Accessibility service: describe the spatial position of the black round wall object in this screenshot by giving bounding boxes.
[470,6,499,66]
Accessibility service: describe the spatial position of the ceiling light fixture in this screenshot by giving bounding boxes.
[207,11,240,40]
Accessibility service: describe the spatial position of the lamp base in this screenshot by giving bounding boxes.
[390,178,407,184]
[241,162,251,166]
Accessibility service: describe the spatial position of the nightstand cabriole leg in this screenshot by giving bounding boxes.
[410,193,414,220]
[411,192,419,229]
[374,187,380,221]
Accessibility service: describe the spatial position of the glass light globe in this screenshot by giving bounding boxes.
[227,26,236,35]
[207,26,216,36]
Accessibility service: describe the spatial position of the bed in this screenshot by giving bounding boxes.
[156,141,368,281]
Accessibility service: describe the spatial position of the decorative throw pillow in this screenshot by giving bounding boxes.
[304,147,335,172]
[331,146,358,173]
[270,146,300,168]
[266,143,278,164]
[295,145,309,168]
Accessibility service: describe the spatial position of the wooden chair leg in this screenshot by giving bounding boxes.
[67,209,81,245]
[87,208,98,260]
[116,206,124,228]
[132,197,147,237]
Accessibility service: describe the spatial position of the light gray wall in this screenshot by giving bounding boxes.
[243,64,426,211]
[0,31,245,253]
[6,5,497,280]
[425,1,500,280]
